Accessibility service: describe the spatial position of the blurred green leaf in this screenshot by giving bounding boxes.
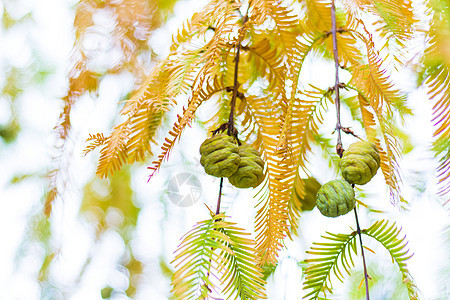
[101,286,114,299]
[159,257,174,279]
[124,252,143,297]
[1,7,32,29]
[80,166,140,234]
[0,117,20,143]
[2,67,24,98]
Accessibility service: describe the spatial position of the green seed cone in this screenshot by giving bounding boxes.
[199,134,240,178]
[228,144,265,188]
[339,141,380,185]
[292,177,321,211]
[316,179,355,217]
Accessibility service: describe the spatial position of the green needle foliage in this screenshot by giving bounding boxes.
[303,219,418,300]
[362,220,419,299]
[171,214,267,300]
[303,230,358,299]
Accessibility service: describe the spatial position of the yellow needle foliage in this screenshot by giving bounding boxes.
[78,0,434,262]
[49,0,450,298]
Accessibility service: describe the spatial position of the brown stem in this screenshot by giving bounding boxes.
[331,0,343,158]
[215,177,224,215]
[354,208,370,300]
[227,15,248,138]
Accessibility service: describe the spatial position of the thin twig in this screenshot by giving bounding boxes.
[216,178,224,215]
[227,15,248,138]
[202,178,225,298]
[204,177,224,295]
[331,1,369,298]
[354,208,370,300]
[331,0,343,158]
[225,86,246,101]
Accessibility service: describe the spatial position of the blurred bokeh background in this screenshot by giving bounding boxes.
[0,0,448,299]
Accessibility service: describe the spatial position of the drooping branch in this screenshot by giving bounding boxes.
[330,1,370,298]
[205,19,251,294]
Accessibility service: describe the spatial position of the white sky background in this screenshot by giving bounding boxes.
[0,0,449,299]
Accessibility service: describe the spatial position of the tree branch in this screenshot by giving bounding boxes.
[331,1,369,298]
[215,14,248,216]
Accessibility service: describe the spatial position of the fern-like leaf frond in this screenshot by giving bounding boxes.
[216,219,267,299]
[94,61,170,178]
[254,123,291,265]
[83,133,108,156]
[348,34,408,202]
[96,122,130,178]
[423,1,450,195]
[349,31,411,115]
[303,219,419,299]
[243,36,286,92]
[303,231,358,299]
[242,95,291,265]
[171,214,266,300]
[148,76,226,179]
[366,0,416,42]
[343,0,417,66]
[249,0,302,159]
[126,109,165,164]
[362,220,419,299]
[293,87,334,172]
[124,55,200,163]
[303,0,332,32]
[286,87,333,235]
[358,94,378,142]
[278,0,331,156]
[170,0,240,52]
[171,215,221,300]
